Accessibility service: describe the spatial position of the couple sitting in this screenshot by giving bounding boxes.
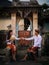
[6,29,42,61]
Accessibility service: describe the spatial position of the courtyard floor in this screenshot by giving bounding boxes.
[0,56,49,65]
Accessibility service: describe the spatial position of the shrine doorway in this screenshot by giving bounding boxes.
[16,18,32,46]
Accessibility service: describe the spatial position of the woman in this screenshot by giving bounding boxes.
[6,30,20,61]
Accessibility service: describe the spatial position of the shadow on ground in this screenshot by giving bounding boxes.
[0,57,49,65]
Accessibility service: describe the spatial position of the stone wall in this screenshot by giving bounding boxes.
[0,12,38,35]
[0,19,11,30]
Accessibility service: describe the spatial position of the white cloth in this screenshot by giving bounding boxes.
[27,25,31,31]
[25,34,42,48]
[7,42,11,44]
[6,40,11,44]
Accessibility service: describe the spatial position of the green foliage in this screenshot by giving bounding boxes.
[43,33,49,56]
[42,3,48,9]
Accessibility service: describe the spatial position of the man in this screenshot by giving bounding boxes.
[22,29,42,61]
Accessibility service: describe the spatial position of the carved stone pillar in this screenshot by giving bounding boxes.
[11,13,16,34]
[33,11,38,35]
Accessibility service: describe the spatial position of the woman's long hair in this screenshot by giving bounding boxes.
[7,30,12,40]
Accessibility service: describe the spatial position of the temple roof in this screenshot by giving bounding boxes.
[0,0,39,7]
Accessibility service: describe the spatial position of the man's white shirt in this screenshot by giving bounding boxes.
[25,34,42,48]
